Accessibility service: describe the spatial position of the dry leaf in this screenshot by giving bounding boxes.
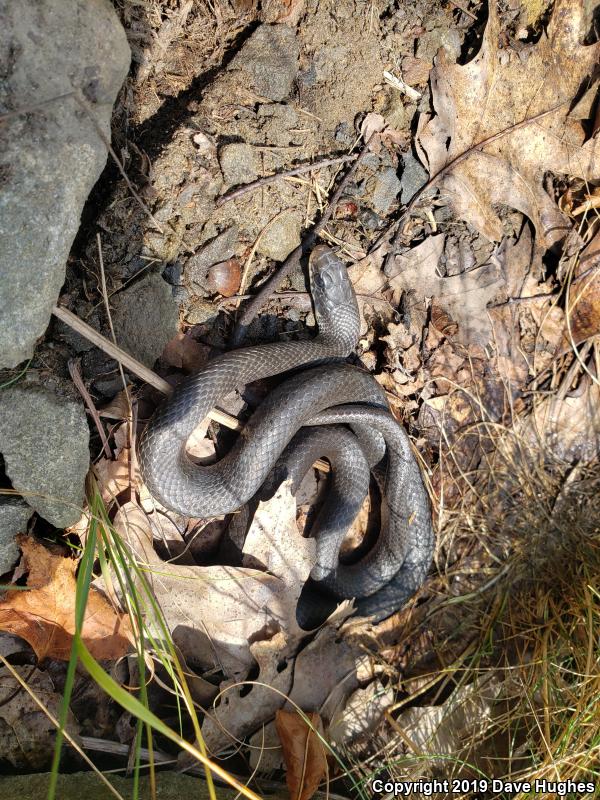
[276,710,328,800]
[0,665,80,768]
[416,0,600,246]
[328,679,394,748]
[161,333,210,372]
[0,536,133,661]
[395,677,502,759]
[566,229,600,345]
[386,235,504,345]
[201,631,295,755]
[115,483,316,677]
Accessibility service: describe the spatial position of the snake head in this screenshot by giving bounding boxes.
[309,245,356,316]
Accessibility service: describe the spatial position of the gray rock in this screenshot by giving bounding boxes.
[0,385,89,528]
[371,167,402,214]
[111,273,180,368]
[400,152,429,201]
[0,496,31,573]
[231,25,299,102]
[219,143,261,189]
[0,0,130,369]
[256,209,303,261]
[185,227,239,292]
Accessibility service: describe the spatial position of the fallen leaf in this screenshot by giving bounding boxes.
[200,632,295,755]
[565,229,600,345]
[261,0,305,26]
[115,483,316,677]
[0,536,133,661]
[395,676,502,760]
[328,679,394,748]
[0,665,80,768]
[529,380,600,462]
[160,333,210,373]
[416,0,600,246]
[276,710,328,800]
[386,234,504,345]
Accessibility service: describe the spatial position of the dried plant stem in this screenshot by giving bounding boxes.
[216,154,358,206]
[52,304,241,432]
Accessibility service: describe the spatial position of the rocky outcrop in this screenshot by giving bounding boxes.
[0,0,131,368]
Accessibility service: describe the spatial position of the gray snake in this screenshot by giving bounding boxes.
[138,246,434,626]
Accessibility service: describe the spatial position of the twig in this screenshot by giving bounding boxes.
[52,304,242,432]
[73,91,164,233]
[447,0,478,19]
[0,91,76,122]
[231,134,377,345]
[67,358,112,458]
[215,154,358,206]
[97,233,131,411]
[371,101,570,264]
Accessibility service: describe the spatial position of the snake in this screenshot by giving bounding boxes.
[138,245,434,627]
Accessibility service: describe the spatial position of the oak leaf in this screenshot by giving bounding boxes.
[416,0,600,246]
[0,536,134,661]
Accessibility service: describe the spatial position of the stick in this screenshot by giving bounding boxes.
[215,154,358,207]
[52,304,242,431]
[53,304,332,472]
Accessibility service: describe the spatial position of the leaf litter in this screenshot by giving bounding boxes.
[7,0,600,793]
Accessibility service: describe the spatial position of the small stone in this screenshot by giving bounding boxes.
[256,209,303,261]
[0,385,89,528]
[371,167,402,214]
[185,227,239,292]
[0,497,32,574]
[400,153,429,202]
[416,26,462,64]
[184,299,218,325]
[111,273,180,368]
[231,24,299,102]
[219,143,261,189]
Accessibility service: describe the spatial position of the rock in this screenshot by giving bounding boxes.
[0,0,130,369]
[400,152,429,201]
[256,209,303,261]
[219,143,261,189]
[0,385,89,528]
[0,497,31,574]
[371,167,402,214]
[230,24,299,102]
[416,25,462,64]
[185,227,239,292]
[111,273,180,368]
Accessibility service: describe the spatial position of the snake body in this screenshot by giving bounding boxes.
[138,246,434,625]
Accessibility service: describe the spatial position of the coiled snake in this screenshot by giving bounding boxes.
[138,246,433,627]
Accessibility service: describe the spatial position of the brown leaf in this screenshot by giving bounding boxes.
[386,234,504,345]
[161,333,210,372]
[276,710,328,800]
[416,0,600,246]
[0,536,134,661]
[566,229,600,345]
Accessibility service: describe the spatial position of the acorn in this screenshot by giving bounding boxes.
[206,258,242,297]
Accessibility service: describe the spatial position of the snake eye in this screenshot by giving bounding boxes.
[321,270,333,288]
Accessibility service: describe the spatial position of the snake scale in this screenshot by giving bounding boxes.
[138,246,434,627]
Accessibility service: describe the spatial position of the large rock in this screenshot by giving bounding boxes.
[0,385,90,527]
[111,272,180,368]
[0,0,131,369]
[229,24,299,102]
[0,496,32,574]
